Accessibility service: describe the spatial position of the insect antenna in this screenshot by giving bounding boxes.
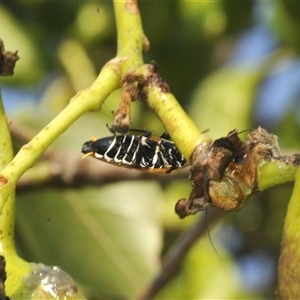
[237,128,254,135]
[205,209,221,260]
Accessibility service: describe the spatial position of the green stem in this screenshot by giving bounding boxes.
[0,98,13,170]
[257,158,299,191]
[0,92,14,251]
[0,91,32,295]
[277,167,300,299]
[113,0,145,72]
[0,60,121,205]
[146,87,209,159]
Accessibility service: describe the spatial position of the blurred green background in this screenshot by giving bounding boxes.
[1,1,300,299]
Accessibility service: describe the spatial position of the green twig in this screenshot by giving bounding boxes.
[114,0,145,72]
[0,91,32,296]
[0,60,121,207]
[0,91,14,254]
[146,86,209,159]
[277,167,300,299]
[257,158,300,191]
[0,98,13,170]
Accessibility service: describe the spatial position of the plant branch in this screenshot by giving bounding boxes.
[277,167,300,298]
[146,86,209,159]
[257,158,300,190]
[0,90,32,298]
[15,151,189,190]
[0,92,15,251]
[114,0,146,73]
[0,59,121,206]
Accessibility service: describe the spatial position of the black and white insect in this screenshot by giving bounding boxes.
[81,130,188,173]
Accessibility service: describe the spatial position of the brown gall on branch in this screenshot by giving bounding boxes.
[175,127,300,218]
[109,61,169,133]
[0,39,19,76]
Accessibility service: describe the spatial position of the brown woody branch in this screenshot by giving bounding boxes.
[16,150,189,190]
